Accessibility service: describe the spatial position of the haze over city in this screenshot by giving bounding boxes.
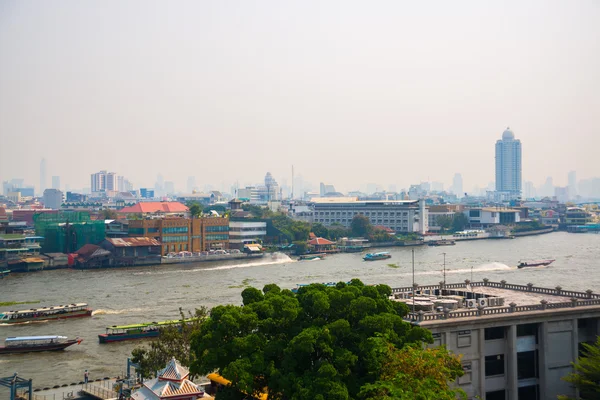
[1,0,599,193]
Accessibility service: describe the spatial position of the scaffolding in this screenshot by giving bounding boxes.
[34,212,105,253]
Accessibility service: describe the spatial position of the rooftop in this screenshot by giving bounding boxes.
[392,280,600,325]
[105,237,162,247]
[119,202,188,214]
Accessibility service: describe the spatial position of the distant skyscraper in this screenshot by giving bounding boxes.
[568,171,577,199]
[452,173,463,197]
[264,172,280,201]
[495,127,522,195]
[40,158,47,196]
[187,176,196,193]
[164,181,175,195]
[52,176,60,190]
[91,170,117,193]
[524,181,536,199]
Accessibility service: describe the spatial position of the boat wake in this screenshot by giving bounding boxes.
[397,262,513,277]
[0,319,49,327]
[92,307,146,316]
[133,253,295,275]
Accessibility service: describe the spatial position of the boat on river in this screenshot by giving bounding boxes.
[363,252,392,261]
[517,259,555,269]
[428,239,456,246]
[0,303,92,324]
[0,336,82,354]
[98,318,200,343]
[0,270,10,279]
[298,253,326,261]
[161,248,264,264]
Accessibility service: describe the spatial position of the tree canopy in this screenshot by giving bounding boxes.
[559,336,600,400]
[190,279,463,400]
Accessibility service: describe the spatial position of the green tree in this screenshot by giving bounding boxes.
[292,240,308,255]
[559,336,600,400]
[351,215,372,237]
[188,202,202,218]
[451,212,469,232]
[131,307,207,378]
[436,215,453,233]
[311,223,329,239]
[327,223,352,240]
[99,208,118,219]
[191,280,446,400]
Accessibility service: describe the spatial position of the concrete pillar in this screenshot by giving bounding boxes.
[538,322,548,400]
[573,318,579,399]
[507,324,518,400]
[478,328,486,399]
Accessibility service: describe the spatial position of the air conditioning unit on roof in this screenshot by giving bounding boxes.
[479,298,488,308]
[466,299,477,308]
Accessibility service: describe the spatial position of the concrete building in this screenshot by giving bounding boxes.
[228,219,267,249]
[495,127,522,197]
[312,198,428,234]
[395,280,600,400]
[428,204,464,232]
[42,189,63,210]
[91,170,117,194]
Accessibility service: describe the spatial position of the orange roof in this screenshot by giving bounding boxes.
[119,202,188,214]
[308,237,335,246]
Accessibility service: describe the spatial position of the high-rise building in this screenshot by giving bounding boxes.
[91,170,117,193]
[452,173,463,198]
[40,158,47,196]
[568,171,577,199]
[117,176,133,192]
[495,127,522,196]
[43,188,63,210]
[524,181,536,199]
[187,176,196,193]
[52,176,60,190]
[264,172,280,201]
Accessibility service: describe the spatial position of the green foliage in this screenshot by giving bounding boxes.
[436,215,453,232]
[188,202,202,218]
[451,212,469,232]
[99,208,118,220]
[513,220,546,232]
[559,336,600,400]
[292,240,308,255]
[131,307,208,378]
[191,280,437,400]
[242,204,273,219]
[351,215,372,237]
[271,214,311,243]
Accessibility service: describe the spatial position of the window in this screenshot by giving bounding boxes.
[162,235,189,243]
[129,228,145,235]
[206,234,229,241]
[517,323,537,337]
[469,210,480,218]
[517,351,538,380]
[147,228,159,233]
[162,226,188,234]
[518,385,539,400]
[485,326,505,340]
[206,225,229,232]
[485,354,505,376]
[486,390,506,400]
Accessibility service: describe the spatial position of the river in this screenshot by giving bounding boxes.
[1,232,599,388]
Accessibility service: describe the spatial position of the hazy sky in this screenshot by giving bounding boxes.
[1,1,598,194]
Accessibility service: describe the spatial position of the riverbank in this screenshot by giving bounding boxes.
[512,227,555,237]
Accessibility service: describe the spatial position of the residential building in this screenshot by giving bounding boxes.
[91,170,118,194]
[312,198,428,234]
[229,219,267,249]
[128,216,229,255]
[105,219,129,238]
[42,189,63,210]
[397,280,600,400]
[101,237,161,266]
[117,176,133,192]
[464,207,521,228]
[7,191,21,204]
[495,127,522,197]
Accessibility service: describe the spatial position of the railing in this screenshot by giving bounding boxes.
[16,390,78,400]
[82,382,116,399]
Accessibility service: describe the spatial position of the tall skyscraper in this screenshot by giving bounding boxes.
[91,170,117,193]
[568,171,577,199]
[452,173,463,197]
[495,127,522,196]
[52,176,60,190]
[40,158,47,195]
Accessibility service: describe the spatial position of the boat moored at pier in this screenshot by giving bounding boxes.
[0,336,82,354]
[0,303,92,324]
[98,318,200,343]
[363,252,392,261]
[428,239,456,246]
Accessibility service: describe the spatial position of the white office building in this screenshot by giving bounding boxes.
[495,127,522,197]
[228,220,267,249]
[312,198,428,234]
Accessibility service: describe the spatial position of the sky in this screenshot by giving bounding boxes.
[1,0,599,194]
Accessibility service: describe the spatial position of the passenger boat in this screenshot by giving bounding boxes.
[428,239,456,246]
[0,270,10,279]
[363,252,392,261]
[298,253,326,261]
[161,248,264,264]
[0,336,82,354]
[0,303,92,324]
[98,318,200,343]
[517,259,555,269]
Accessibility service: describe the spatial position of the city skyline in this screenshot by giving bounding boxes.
[1,1,599,192]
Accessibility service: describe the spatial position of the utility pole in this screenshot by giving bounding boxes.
[412,248,415,315]
[442,252,446,285]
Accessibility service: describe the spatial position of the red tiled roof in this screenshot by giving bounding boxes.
[308,237,335,246]
[119,202,188,214]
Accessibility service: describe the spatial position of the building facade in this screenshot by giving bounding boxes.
[128,216,229,255]
[464,207,521,228]
[42,189,63,210]
[495,127,522,197]
[395,281,600,400]
[228,220,267,249]
[312,199,428,234]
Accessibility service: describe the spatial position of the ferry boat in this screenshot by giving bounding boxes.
[0,303,92,324]
[517,259,555,269]
[427,239,456,246]
[161,248,264,264]
[0,335,82,354]
[298,253,326,261]
[98,318,200,343]
[363,252,392,261]
[0,270,10,279]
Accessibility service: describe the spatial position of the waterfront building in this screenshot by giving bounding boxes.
[128,216,229,255]
[229,219,267,249]
[42,189,63,210]
[463,207,521,228]
[428,204,464,232]
[495,127,522,198]
[563,207,592,226]
[101,237,161,266]
[396,280,600,400]
[33,211,105,253]
[312,198,428,234]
